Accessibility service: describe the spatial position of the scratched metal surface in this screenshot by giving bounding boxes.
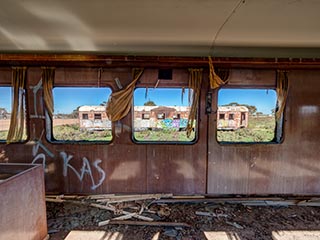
[0,164,47,240]
[207,70,320,195]
[1,67,320,195]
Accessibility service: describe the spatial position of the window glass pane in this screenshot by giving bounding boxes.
[0,87,11,140]
[0,87,27,141]
[133,88,196,142]
[217,89,277,143]
[52,87,112,142]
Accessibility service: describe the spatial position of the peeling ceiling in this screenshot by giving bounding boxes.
[1,0,320,57]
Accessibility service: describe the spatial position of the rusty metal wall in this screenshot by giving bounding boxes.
[0,164,47,240]
[0,67,207,194]
[0,65,320,195]
[207,69,320,195]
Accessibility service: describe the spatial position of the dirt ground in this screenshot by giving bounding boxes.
[47,199,320,240]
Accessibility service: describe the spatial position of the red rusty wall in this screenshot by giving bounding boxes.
[208,69,320,195]
[1,66,320,195]
[0,67,207,194]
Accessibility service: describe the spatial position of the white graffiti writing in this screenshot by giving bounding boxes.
[29,79,45,119]
[31,130,55,169]
[60,151,106,190]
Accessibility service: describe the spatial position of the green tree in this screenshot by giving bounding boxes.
[100,101,107,106]
[70,106,81,118]
[243,105,257,115]
[271,108,275,115]
[144,100,156,106]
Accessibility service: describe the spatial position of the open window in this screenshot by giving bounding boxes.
[51,87,112,142]
[0,87,27,142]
[133,88,196,143]
[217,88,278,143]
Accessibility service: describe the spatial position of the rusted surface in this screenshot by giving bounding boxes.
[0,164,47,240]
[1,54,320,69]
[0,64,320,195]
[207,70,320,195]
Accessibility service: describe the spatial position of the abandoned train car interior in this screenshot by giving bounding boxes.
[1,0,320,239]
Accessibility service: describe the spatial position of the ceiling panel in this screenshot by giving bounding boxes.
[0,0,319,57]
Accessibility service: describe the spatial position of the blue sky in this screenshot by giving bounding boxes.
[218,89,277,114]
[0,87,11,112]
[53,87,112,114]
[134,88,191,106]
[54,87,191,113]
[1,87,277,115]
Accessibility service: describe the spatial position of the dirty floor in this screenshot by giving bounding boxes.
[47,199,320,240]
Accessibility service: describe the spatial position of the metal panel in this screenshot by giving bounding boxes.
[208,70,320,195]
[0,164,47,240]
[2,66,320,195]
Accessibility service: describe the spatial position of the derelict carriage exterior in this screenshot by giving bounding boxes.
[78,105,111,131]
[134,106,190,131]
[217,106,249,130]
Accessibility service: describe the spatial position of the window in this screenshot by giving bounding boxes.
[219,114,225,120]
[82,113,88,119]
[157,113,165,119]
[94,113,102,120]
[51,87,112,142]
[217,89,277,143]
[142,113,150,119]
[173,113,181,120]
[0,87,27,142]
[133,88,196,143]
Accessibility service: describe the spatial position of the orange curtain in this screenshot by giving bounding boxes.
[208,56,228,89]
[186,69,203,138]
[276,71,289,120]
[106,68,144,121]
[42,67,55,118]
[7,67,27,143]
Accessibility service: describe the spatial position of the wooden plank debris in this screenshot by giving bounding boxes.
[46,194,161,225]
[97,194,173,203]
[106,220,191,228]
[45,194,320,231]
[195,211,228,218]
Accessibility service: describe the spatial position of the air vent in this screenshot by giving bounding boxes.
[158,69,172,80]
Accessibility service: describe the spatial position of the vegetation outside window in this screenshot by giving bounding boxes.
[0,87,27,141]
[133,88,196,143]
[51,87,112,142]
[217,89,278,143]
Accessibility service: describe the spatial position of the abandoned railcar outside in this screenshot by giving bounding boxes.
[217,106,249,130]
[134,106,190,131]
[79,105,111,131]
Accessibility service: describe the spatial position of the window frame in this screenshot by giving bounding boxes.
[216,87,282,145]
[48,86,113,144]
[132,87,198,145]
[94,113,102,120]
[82,113,89,119]
[0,85,28,143]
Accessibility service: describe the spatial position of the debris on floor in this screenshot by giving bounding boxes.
[46,195,320,240]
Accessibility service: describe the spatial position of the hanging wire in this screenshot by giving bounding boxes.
[209,0,246,56]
